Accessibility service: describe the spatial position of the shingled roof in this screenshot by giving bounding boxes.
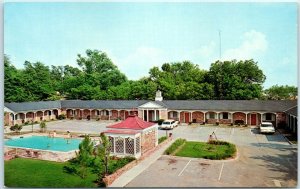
[284,106,297,117]
[4,99,297,114]
[61,100,149,109]
[162,100,297,112]
[4,101,61,112]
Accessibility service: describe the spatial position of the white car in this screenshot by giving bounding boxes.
[160,120,178,129]
[259,122,275,134]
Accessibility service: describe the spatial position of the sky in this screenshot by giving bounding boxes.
[4,2,298,88]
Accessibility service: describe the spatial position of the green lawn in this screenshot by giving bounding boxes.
[175,141,236,160]
[5,158,98,188]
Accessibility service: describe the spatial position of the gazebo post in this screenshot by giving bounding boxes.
[134,135,136,157]
[113,137,116,153]
[123,137,126,155]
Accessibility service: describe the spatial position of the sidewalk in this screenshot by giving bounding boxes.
[109,141,172,187]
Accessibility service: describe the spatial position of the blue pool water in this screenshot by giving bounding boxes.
[5,136,82,152]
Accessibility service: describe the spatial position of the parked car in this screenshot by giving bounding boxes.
[160,119,178,129]
[259,122,275,134]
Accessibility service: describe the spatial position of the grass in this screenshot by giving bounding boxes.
[175,141,236,160]
[164,138,186,155]
[158,136,168,144]
[5,158,98,188]
[5,156,135,188]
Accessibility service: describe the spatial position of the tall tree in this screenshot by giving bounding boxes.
[4,55,28,102]
[206,59,266,100]
[149,61,212,99]
[76,49,127,90]
[264,85,297,100]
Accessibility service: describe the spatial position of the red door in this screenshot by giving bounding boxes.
[125,111,129,119]
[251,114,257,125]
[185,112,190,123]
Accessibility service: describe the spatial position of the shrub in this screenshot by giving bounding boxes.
[164,138,186,155]
[158,136,167,144]
[10,124,23,133]
[70,116,74,120]
[34,121,38,124]
[24,121,29,125]
[58,114,66,120]
[234,120,244,125]
[51,118,54,121]
[96,117,100,121]
[208,140,230,145]
[157,119,164,125]
[107,156,135,174]
[79,117,82,120]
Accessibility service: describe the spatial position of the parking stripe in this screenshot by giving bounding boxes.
[218,162,225,181]
[178,159,191,176]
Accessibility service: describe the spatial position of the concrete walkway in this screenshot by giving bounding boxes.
[109,141,173,187]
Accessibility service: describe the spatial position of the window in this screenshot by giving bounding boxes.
[209,112,215,119]
[97,110,100,116]
[49,111,52,116]
[223,113,228,119]
[265,113,273,121]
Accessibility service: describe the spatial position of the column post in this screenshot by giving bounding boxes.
[190,112,193,123]
[118,110,120,119]
[245,113,248,124]
[13,114,16,125]
[216,112,219,121]
[154,110,157,121]
[24,113,27,123]
[231,112,233,123]
[203,112,206,123]
[90,109,92,119]
[108,110,111,120]
[42,111,45,121]
[260,113,263,124]
[147,110,149,122]
[142,109,144,120]
[178,111,181,122]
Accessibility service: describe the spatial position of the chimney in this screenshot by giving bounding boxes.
[155,90,163,101]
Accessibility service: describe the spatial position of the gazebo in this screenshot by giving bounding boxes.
[103,115,158,159]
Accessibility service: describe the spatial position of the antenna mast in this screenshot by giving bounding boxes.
[219,30,222,60]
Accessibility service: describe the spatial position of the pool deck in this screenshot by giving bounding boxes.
[4,133,89,162]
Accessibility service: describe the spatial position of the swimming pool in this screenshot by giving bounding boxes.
[5,136,82,152]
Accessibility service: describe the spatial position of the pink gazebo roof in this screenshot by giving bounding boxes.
[106,115,155,130]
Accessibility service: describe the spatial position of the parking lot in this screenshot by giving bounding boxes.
[13,120,297,187]
[127,126,297,187]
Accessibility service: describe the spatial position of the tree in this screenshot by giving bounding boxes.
[94,133,111,185]
[39,121,47,133]
[264,85,297,100]
[75,135,94,178]
[206,59,266,99]
[4,55,28,102]
[77,49,127,90]
[148,61,209,99]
